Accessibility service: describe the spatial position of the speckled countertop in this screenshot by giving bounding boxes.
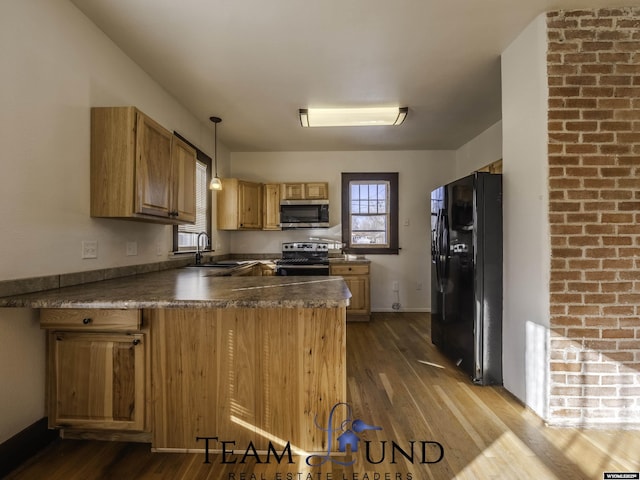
[329,257,371,265]
[0,267,351,309]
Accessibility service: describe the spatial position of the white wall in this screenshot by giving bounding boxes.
[455,121,503,178]
[501,14,550,419]
[230,151,456,311]
[0,0,228,443]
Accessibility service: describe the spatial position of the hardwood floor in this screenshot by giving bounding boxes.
[7,313,640,480]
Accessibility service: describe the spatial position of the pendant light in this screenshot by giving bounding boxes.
[209,116,222,190]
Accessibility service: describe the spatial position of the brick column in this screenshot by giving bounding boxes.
[546,8,640,426]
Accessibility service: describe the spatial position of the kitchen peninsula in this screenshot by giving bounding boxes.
[0,268,350,453]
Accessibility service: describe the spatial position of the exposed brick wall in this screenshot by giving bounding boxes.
[547,7,640,426]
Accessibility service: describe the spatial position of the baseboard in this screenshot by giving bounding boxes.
[0,418,58,478]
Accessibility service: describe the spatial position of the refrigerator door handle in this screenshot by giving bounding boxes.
[434,209,449,293]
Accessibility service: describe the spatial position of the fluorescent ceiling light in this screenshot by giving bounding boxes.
[299,107,408,127]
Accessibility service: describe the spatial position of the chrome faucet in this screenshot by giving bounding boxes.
[195,232,210,265]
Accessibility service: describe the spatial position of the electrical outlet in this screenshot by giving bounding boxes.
[82,240,98,259]
[126,241,138,256]
[403,219,410,227]
[392,281,399,292]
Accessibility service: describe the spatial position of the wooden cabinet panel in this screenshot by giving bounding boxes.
[40,309,141,331]
[305,182,328,199]
[135,114,173,217]
[238,181,263,229]
[330,262,371,320]
[90,106,195,225]
[281,183,304,200]
[342,276,370,315]
[263,183,281,230]
[217,178,263,230]
[329,264,370,276]
[171,136,197,223]
[151,309,220,448]
[151,307,346,451]
[281,182,328,200]
[48,331,145,431]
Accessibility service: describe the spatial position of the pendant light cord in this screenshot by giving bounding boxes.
[209,116,222,180]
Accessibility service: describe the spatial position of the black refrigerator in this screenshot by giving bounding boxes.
[430,172,503,385]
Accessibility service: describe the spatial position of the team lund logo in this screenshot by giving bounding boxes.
[306,402,382,466]
[306,402,444,468]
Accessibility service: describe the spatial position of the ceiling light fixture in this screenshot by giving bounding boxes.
[299,107,408,127]
[209,116,222,190]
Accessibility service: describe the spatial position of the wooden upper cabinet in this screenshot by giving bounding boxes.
[281,182,328,200]
[263,183,281,230]
[217,178,263,230]
[90,106,196,224]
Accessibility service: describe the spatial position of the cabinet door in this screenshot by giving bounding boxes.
[305,182,328,200]
[263,183,281,230]
[135,113,173,218]
[171,136,197,223]
[239,181,263,229]
[343,276,370,315]
[281,183,304,200]
[48,331,145,431]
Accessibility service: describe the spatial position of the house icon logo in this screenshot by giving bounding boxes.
[306,402,382,466]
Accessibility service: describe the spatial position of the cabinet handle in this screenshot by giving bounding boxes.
[82,318,92,325]
[132,339,140,346]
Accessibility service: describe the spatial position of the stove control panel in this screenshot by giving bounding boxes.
[282,242,329,253]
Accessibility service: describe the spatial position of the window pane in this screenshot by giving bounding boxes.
[351,231,387,245]
[352,214,387,231]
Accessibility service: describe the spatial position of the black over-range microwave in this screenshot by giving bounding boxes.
[280,199,329,229]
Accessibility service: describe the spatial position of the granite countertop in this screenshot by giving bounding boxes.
[329,256,371,265]
[0,268,351,309]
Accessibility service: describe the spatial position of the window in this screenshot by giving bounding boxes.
[173,133,212,252]
[341,172,398,255]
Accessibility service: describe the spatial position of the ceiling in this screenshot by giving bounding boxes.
[71,0,637,152]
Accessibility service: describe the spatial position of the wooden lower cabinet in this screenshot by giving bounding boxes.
[150,307,346,451]
[41,309,148,433]
[330,262,371,320]
[40,304,346,451]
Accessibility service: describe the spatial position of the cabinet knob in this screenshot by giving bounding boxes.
[82,318,92,325]
[132,339,140,346]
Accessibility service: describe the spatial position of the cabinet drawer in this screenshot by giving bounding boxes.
[40,309,141,331]
[330,264,370,276]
